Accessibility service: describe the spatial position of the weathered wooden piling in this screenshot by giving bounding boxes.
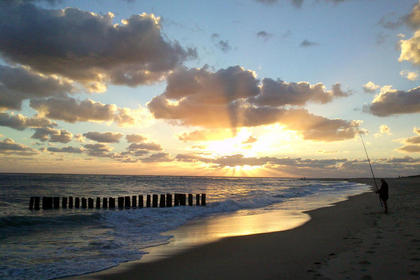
[166,193,172,207]
[188,194,193,206]
[34,196,40,210]
[29,193,207,210]
[180,194,186,206]
[152,194,158,208]
[103,197,108,208]
[82,198,87,208]
[88,198,93,209]
[132,196,137,208]
[160,194,166,207]
[109,197,115,208]
[125,196,131,208]
[118,197,124,209]
[29,197,34,210]
[138,195,144,208]
[146,194,151,207]
[62,197,67,209]
[201,193,206,206]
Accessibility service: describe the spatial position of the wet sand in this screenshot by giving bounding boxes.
[67,177,420,280]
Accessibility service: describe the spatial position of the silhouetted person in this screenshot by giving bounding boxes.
[376,179,389,214]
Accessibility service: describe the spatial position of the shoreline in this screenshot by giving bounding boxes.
[62,177,420,280]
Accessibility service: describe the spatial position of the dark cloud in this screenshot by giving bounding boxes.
[0,113,56,130]
[378,13,404,29]
[128,142,162,152]
[30,96,136,125]
[31,127,72,143]
[84,143,113,157]
[300,40,318,47]
[0,138,39,156]
[364,86,420,116]
[141,152,172,163]
[83,132,123,143]
[126,134,147,143]
[0,2,196,91]
[0,65,74,111]
[406,1,420,30]
[211,34,232,53]
[257,31,273,41]
[397,128,420,153]
[399,145,420,152]
[148,66,357,141]
[254,0,303,7]
[47,146,84,153]
[176,153,420,177]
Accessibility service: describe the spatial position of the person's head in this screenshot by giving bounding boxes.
[381,179,386,183]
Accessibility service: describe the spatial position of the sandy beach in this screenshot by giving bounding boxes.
[68,177,420,280]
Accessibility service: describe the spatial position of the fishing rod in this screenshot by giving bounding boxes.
[358,131,382,207]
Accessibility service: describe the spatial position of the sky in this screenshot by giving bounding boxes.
[0,0,419,177]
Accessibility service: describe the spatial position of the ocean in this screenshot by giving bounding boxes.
[0,173,370,279]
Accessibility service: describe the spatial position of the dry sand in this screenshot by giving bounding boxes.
[69,177,419,280]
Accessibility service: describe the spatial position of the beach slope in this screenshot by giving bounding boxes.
[72,177,419,280]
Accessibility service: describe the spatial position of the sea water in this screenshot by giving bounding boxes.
[0,174,370,279]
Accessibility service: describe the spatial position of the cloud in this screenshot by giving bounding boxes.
[0,65,74,111]
[255,0,303,7]
[126,134,147,143]
[256,31,273,41]
[0,2,196,91]
[400,70,418,81]
[84,143,113,157]
[31,127,72,143]
[406,1,420,30]
[374,124,391,137]
[251,79,349,106]
[399,30,420,66]
[148,65,358,141]
[378,13,404,29]
[178,129,233,142]
[364,86,420,116]
[47,146,84,153]
[83,132,123,143]
[0,138,39,156]
[398,127,420,153]
[242,136,257,144]
[141,152,172,163]
[211,34,232,53]
[128,142,162,151]
[30,96,138,126]
[300,40,318,47]
[0,112,56,130]
[363,81,380,93]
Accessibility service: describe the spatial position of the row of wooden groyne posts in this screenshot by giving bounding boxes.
[29,193,206,210]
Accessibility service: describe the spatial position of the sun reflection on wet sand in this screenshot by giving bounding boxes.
[139,209,310,263]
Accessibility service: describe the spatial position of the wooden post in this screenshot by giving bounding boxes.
[125,196,131,208]
[75,197,80,208]
[62,197,68,209]
[201,193,206,206]
[34,197,40,210]
[53,197,60,209]
[152,194,158,208]
[188,194,193,206]
[68,196,73,208]
[180,194,186,206]
[160,194,166,207]
[88,198,94,209]
[138,195,144,208]
[118,197,124,209]
[132,196,137,208]
[109,197,115,209]
[42,197,50,210]
[96,197,101,209]
[174,194,180,206]
[146,195,151,207]
[103,197,108,208]
[29,197,34,210]
[82,198,87,208]
[166,194,172,207]
[196,194,200,206]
